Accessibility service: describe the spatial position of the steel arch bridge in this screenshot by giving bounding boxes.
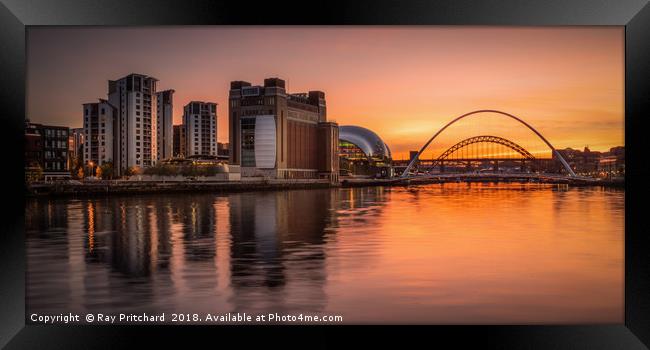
[401,110,576,178]
[436,135,535,163]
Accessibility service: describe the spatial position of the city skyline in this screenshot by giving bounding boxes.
[27,26,624,160]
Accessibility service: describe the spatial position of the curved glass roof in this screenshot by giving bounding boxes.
[339,125,392,160]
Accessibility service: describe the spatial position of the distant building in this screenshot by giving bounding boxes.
[607,146,625,161]
[25,121,70,181]
[228,77,339,181]
[183,101,217,157]
[598,146,625,177]
[107,73,159,175]
[68,127,84,170]
[25,122,43,181]
[83,99,117,169]
[556,146,602,175]
[409,151,419,162]
[217,142,229,160]
[173,124,186,157]
[156,89,174,161]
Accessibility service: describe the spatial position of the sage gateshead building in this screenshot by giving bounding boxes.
[339,125,393,178]
[228,77,339,182]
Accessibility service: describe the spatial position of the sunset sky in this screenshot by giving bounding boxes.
[27,26,624,160]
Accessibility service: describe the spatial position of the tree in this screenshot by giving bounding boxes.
[124,166,142,176]
[99,162,114,180]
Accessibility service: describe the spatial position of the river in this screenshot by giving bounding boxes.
[25,183,624,324]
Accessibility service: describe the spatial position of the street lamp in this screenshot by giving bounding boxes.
[88,161,95,177]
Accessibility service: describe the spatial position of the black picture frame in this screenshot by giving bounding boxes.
[1,0,649,348]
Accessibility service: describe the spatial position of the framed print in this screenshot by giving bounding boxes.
[1,0,649,348]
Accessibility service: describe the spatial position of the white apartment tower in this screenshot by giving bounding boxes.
[83,99,116,167]
[156,89,174,161]
[107,73,158,175]
[182,101,217,157]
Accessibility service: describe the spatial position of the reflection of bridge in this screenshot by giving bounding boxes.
[400,110,577,178]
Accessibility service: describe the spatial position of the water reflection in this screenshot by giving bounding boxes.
[26,184,623,323]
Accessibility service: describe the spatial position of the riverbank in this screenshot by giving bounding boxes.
[26,179,338,197]
[26,174,624,197]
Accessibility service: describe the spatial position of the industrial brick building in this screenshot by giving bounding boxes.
[228,77,339,181]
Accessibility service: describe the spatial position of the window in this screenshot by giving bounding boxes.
[101,108,105,114]
[241,118,256,167]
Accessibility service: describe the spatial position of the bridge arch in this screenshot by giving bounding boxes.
[436,135,535,163]
[401,110,576,178]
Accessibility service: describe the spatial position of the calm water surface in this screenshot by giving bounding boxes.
[26,183,624,324]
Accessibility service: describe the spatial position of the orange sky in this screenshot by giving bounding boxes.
[27,26,624,160]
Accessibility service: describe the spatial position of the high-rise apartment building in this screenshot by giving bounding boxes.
[107,73,158,174]
[83,99,116,168]
[156,89,174,161]
[228,77,339,180]
[182,101,217,157]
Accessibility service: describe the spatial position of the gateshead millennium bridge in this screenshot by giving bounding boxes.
[396,110,578,180]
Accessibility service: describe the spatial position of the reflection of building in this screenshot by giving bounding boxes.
[83,99,117,167]
[228,190,330,313]
[26,199,72,315]
[339,125,393,178]
[183,101,217,157]
[228,77,339,180]
[173,124,186,157]
[25,121,71,181]
[156,89,175,161]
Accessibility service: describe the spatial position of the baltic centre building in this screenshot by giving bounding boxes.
[228,77,339,181]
